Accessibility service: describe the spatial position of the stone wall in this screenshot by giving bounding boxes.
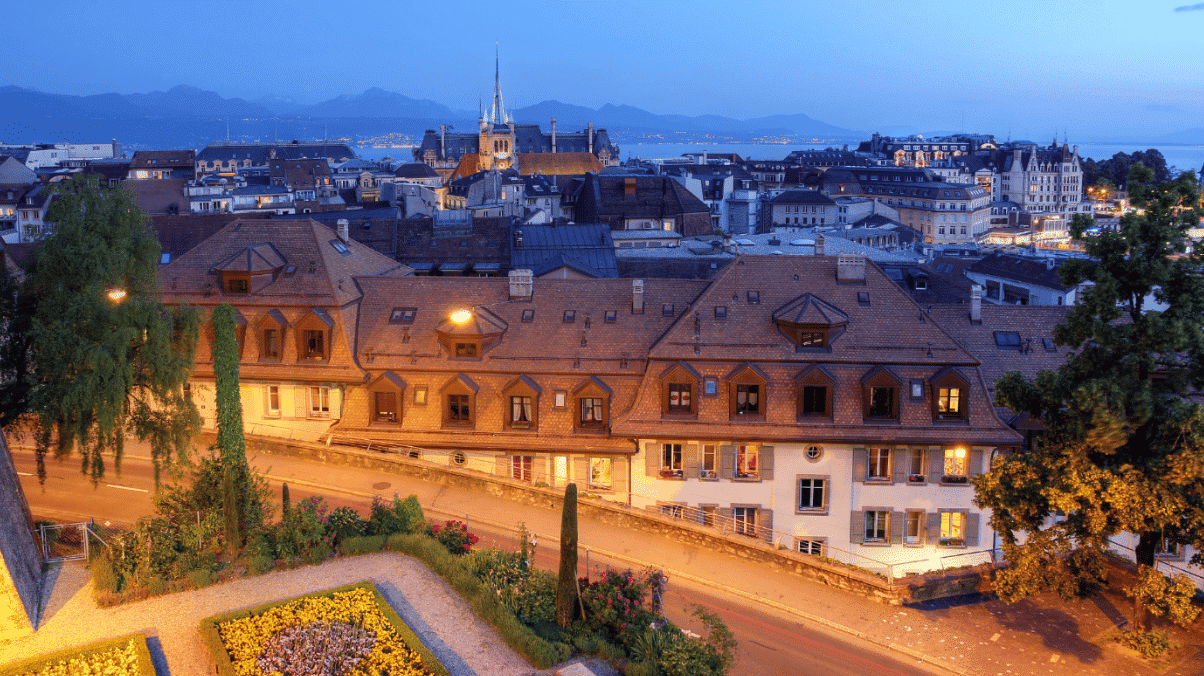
[0,434,42,637]
[235,432,997,605]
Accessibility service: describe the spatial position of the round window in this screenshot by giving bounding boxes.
[805,446,823,461]
[452,451,466,466]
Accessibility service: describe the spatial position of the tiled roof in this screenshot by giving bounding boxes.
[772,190,837,206]
[512,223,618,278]
[966,253,1068,290]
[124,179,187,215]
[612,255,1021,446]
[394,163,440,179]
[151,213,240,261]
[516,153,603,176]
[130,150,195,169]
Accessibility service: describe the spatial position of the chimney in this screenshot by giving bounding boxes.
[337,219,349,243]
[632,279,645,313]
[509,269,533,300]
[588,123,594,154]
[815,234,825,256]
[551,117,557,153]
[836,253,865,284]
[970,284,982,323]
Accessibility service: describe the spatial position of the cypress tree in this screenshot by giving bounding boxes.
[213,303,249,553]
[556,483,579,627]
[281,483,291,522]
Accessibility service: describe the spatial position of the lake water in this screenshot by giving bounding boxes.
[356,141,1204,175]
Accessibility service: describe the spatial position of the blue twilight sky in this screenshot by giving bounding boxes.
[6,0,1204,140]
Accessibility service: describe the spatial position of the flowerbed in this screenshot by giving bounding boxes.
[0,634,154,676]
[200,583,448,676]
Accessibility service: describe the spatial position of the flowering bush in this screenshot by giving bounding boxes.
[430,520,479,556]
[217,586,437,676]
[274,495,334,562]
[468,549,556,625]
[579,570,655,646]
[328,506,366,544]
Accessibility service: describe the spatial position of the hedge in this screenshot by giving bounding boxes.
[0,633,154,676]
[198,581,449,676]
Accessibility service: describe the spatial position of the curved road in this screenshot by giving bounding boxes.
[12,447,948,676]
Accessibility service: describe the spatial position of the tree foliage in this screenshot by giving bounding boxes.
[975,165,1204,627]
[0,175,200,483]
[213,303,251,554]
[556,482,579,628]
[1081,149,1172,192]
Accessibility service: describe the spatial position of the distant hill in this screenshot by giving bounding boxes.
[0,83,864,149]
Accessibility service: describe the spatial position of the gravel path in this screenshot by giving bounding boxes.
[0,553,535,676]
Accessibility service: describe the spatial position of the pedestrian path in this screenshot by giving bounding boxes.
[0,555,531,676]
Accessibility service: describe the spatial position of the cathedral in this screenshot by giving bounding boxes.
[414,52,620,182]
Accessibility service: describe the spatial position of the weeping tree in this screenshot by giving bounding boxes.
[556,482,580,628]
[975,165,1204,631]
[213,303,253,555]
[0,174,200,484]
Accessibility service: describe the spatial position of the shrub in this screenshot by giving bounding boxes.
[580,570,655,647]
[188,568,215,589]
[365,496,403,536]
[343,535,387,556]
[1119,629,1174,659]
[328,506,366,543]
[625,661,660,676]
[246,555,274,575]
[398,495,427,534]
[431,520,480,556]
[146,576,167,596]
[274,495,333,561]
[91,553,121,595]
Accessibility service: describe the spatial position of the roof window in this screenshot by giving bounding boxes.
[390,308,417,324]
[330,240,351,256]
[714,306,727,319]
[563,310,576,323]
[994,331,1022,348]
[604,310,617,323]
[521,309,535,322]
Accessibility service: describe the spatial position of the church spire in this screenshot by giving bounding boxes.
[490,43,509,125]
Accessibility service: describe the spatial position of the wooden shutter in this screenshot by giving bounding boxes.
[684,444,700,479]
[850,510,865,544]
[852,447,867,483]
[890,511,905,545]
[294,385,308,418]
[760,445,774,480]
[719,507,733,533]
[927,512,941,543]
[645,441,659,477]
[573,456,589,486]
[966,512,980,548]
[758,508,773,542]
[719,444,735,479]
[969,449,985,477]
[892,449,907,484]
[613,457,629,494]
[928,448,944,484]
[330,387,343,419]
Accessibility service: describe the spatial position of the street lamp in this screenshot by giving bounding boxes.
[107,288,127,303]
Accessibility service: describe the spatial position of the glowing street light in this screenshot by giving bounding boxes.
[107,288,127,303]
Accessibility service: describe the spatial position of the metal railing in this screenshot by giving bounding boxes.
[1106,538,1204,589]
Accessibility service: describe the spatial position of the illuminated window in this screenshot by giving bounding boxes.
[943,449,968,481]
[309,386,330,417]
[735,445,759,479]
[937,387,961,418]
[940,511,966,547]
[589,457,613,489]
[667,383,692,413]
[510,396,533,428]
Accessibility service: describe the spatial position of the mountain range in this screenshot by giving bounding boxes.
[0,84,866,150]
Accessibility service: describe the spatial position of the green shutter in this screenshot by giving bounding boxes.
[969,449,985,477]
[760,445,774,480]
[719,444,735,479]
[928,448,944,484]
[852,447,867,483]
[927,512,941,543]
[684,444,700,479]
[645,441,659,477]
[850,511,864,544]
[966,512,980,548]
[890,511,905,545]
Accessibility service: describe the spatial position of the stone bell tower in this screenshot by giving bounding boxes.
[478,45,514,171]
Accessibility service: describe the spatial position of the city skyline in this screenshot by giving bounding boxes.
[5,1,1204,142]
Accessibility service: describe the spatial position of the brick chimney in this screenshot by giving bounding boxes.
[970,284,982,323]
[509,269,533,300]
[836,253,865,284]
[815,234,825,256]
[337,219,349,243]
[632,279,645,313]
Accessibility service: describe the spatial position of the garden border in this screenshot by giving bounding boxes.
[0,633,154,676]
[197,581,451,676]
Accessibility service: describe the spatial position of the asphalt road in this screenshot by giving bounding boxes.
[13,448,946,676]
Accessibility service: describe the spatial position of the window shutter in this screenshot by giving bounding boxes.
[969,449,985,477]
[760,445,774,480]
[850,511,864,544]
[330,387,343,419]
[719,444,735,479]
[852,447,867,483]
[758,508,773,542]
[294,385,307,418]
[892,450,907,484]
[928,448,944,484]
[966,512,980,548]
[927,512,941,543]
[645,442,659,477]
[719,507,733,532]
[613,457,629,493]
[890,511,905,545]
[573,456,589,485]
[684,444,700,479]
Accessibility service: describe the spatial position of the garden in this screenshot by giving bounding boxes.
[0,634,154,676]
[80,453,736,676]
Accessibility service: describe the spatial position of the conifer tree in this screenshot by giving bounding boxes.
[556,483,579,627]
[213,303,250,554]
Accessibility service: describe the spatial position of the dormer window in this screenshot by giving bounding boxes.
[773,294,847,351]
[660,362,700,416]
[862,366,902,421]
[295,309,334,362]
[930,367,971,422]
[502,375,541,431]
[795,365,834,419]
[455,342,478,358]
[727,363,768,420]
[226,276,249,294]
